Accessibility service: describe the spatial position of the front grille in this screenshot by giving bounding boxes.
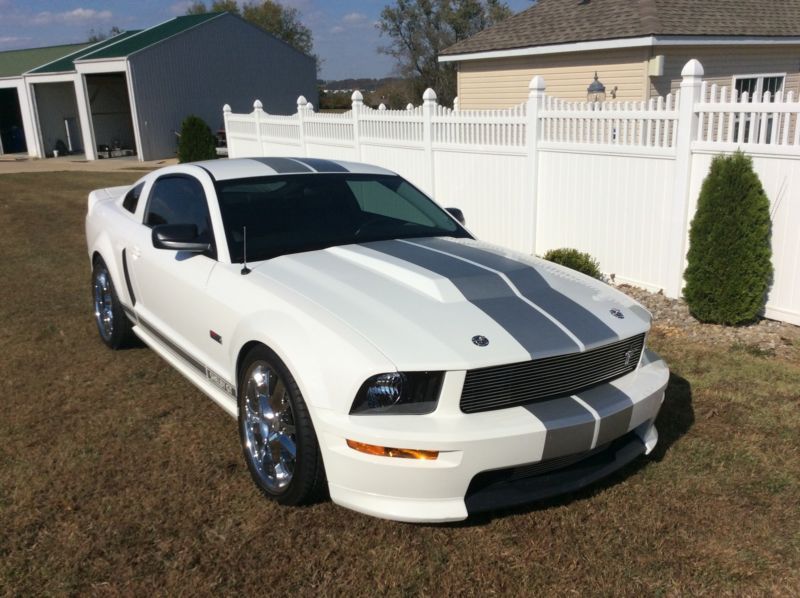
[460,333,646,413]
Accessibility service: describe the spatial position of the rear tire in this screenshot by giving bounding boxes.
[238,345,327,505]
[92,257,134,349]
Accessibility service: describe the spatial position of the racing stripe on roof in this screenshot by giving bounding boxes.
[523,398,596,460]
[413,238,618,349]
[248,157,313,173]
[294,157,349,172]
[362,239,581,358]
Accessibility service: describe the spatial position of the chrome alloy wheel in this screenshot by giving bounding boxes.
[93,269,114,341]
[243,363,297,493]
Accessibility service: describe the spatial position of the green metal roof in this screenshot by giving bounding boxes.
[81,13,224,61]
[2,13,224,77]
[28,30,142,74]
[0,43,88,78]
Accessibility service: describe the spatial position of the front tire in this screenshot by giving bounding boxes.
[238,345,326,505]
[92,258,134,349]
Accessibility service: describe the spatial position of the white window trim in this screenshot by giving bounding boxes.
[732,72,787,100]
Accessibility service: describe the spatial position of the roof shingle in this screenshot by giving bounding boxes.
[441,0,800,56]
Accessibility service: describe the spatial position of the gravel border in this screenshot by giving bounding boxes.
[618,284,800,360]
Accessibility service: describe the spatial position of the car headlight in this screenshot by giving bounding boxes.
[350,371,444,415]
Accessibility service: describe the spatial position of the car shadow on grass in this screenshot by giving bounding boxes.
[107,335,146,351]
[443,372,694,527]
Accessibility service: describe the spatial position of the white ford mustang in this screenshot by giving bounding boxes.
[85,157,669,522]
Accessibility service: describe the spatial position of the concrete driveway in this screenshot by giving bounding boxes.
[0,154,177,174]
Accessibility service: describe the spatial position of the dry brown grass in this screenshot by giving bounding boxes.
[1,172,799,596]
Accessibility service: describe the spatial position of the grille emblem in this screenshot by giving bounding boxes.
[609,308,625,319]
[624,349,635,366]
[472,335,489,347]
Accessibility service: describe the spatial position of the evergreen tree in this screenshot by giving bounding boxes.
[683,152,772,325]
[177,115,216,163]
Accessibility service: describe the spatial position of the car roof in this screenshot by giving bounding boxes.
[192,157,397,181]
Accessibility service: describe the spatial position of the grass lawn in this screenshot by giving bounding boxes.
[1,172,798,595]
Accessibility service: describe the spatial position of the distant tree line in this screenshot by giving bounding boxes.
[320,77,403,92]
[378,0,514,105]
[86,26,122,43]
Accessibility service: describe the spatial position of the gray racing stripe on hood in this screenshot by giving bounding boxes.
[574,385,634,447]
[363,240,581,358]
[414,238,618,348]
[523,397,596,460]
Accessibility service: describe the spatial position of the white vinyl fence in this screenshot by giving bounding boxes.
[224,60,800,326]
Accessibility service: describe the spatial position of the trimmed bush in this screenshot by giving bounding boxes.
[177,115,216,163]
[683,151,772,325]
[543,248,602,279]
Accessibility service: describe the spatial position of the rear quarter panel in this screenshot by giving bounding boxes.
[85,183,141,307]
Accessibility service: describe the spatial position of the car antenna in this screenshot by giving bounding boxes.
[241,226,251,275]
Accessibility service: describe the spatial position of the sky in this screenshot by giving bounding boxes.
[0,0,532,80]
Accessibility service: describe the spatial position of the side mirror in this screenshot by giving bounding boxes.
[152,224,210,252]
[446,207,465,225]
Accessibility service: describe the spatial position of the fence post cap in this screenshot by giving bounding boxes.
[307,102,314,111]
[681,59,704,78]
[422,88,437,102]
[378,103,387,111]
[223,104,231,113]
[253,99,263,110]
[406,103,414,111]
[351,90,364,102]
[529,75,546,92]
[297,95,308,107]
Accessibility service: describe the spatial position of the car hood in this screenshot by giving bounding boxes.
[251,237,651,371]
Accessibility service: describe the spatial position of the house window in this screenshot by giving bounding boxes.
[733,74,785,143]
[734,75,784,101]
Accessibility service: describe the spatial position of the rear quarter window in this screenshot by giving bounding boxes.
[122,183,144,214]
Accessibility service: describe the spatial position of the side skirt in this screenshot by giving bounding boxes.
[132,324,238,418]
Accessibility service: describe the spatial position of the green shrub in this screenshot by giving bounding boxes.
[177,115,216,163]
[683,151,772,325]
[543,248,602,279]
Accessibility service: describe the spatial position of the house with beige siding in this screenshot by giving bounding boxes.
[439,0,800,109]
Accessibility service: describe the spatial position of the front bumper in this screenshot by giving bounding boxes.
[316,349,669,522]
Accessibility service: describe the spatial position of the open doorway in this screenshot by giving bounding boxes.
[86,73,136,158]
[0,88,28,155]
[33,82,83,157]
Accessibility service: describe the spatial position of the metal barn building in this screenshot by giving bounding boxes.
[0,12,317,161]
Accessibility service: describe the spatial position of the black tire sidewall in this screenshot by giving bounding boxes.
[92,258,132,350]
[237,345,324,506]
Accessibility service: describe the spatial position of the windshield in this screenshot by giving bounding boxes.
[216,173,470,262]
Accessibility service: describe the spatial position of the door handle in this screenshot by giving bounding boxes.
[130,246,141,259]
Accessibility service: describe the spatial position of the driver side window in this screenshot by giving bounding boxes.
[145,175,212,239]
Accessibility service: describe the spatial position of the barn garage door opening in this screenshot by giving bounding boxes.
[0,88,27,154]
[86,73,136,158]
[33,82,83,157]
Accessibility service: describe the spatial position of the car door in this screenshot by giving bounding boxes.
[127,173,222,375]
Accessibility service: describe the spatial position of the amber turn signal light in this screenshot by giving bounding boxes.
[346,439,439,460]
